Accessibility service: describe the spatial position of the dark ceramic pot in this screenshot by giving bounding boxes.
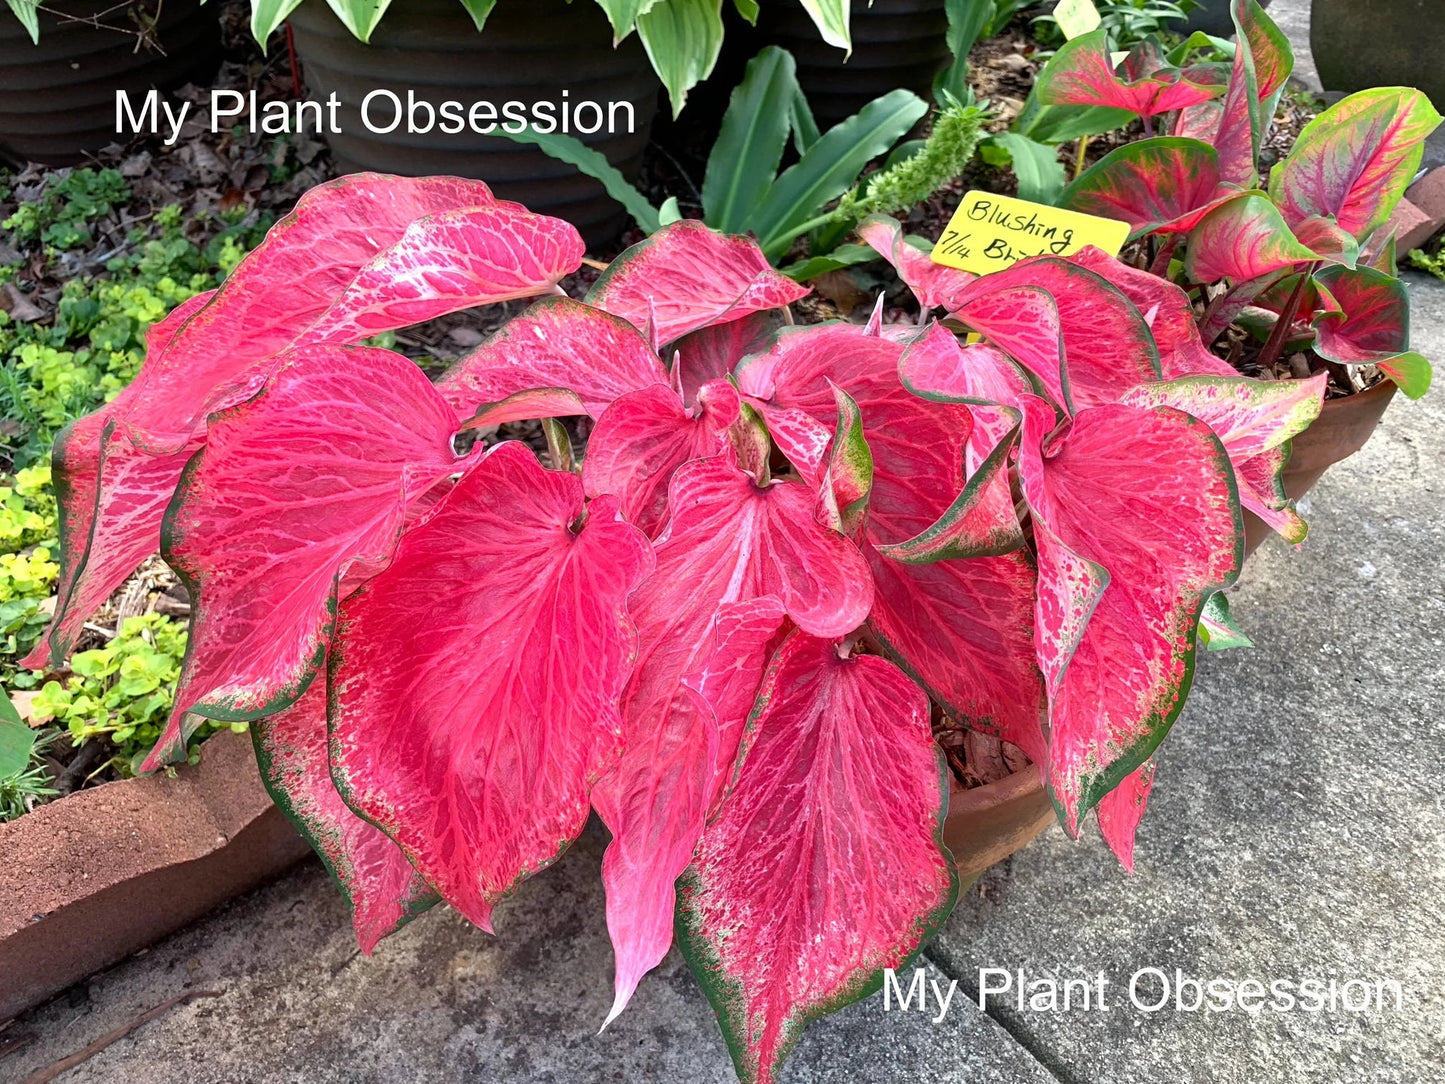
[1310,0,1445,111]
[287,0,661,248]
[1173,0,1272,37]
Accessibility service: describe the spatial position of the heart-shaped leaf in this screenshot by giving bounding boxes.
[1036,29,1222,121]
[1183,193,1319,284]
[1059,138,1227,238]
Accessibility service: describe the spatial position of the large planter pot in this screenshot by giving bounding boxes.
[0,729,310,1020]
[0,0,222,166]
[1174,0,1271,37]
[749,0,952,129]
[1243,378,1398,556]
[943,768,1055,885]
[287,0,661,249]
[1311,0,1445,111]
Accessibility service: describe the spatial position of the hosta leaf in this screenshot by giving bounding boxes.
[440,296,666,420]
[637,0,725,118]
[1270,88,1443,240]
[1058,138,1227,238]
[1311,264,1434,397]
[145,345,473,770]
[252,678,436,953]
[957,257,1160,413]
[1199,592,1253,650]
[586,221,809,349]
[670,310,783,404]
[323,0,393,42]
[1035,29,1221,121]
[251,0,305,44]
[1183,193,1318,284]
[677,635,957,1084]
[582,380,741,537]
[594,0,657,40]
[1018,397,1242,833]
[331,443,654,929]
[1096,758,1157,872]
[855,215,976,312]
[797,0,850,50]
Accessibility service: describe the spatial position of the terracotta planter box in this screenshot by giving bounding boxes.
[943,768,1055,885]
[0,729,310,1021]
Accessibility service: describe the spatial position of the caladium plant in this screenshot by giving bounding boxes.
[25,174,1327,1084]
[1050,0,1440,400]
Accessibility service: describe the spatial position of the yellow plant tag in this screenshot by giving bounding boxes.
[1053,0,1101,39]
[930,191,1130,277]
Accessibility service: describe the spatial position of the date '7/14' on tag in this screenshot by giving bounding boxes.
[929,191,1130,276]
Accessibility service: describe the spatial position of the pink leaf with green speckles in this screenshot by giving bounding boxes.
[1183,193,1319,284]
[1035,29,1222,122]
[144,345,473,771]
[440,296,667,420]
[855,215,975,311]
[1018,396,1241,834]
[252,678,436,953]
[1058,138,1228,238]
[585,221,809,349]
[1097,759,1157,872]
[329,442,654,931]
[677,634,957,1084]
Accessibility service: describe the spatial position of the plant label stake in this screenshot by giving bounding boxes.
[931,190,1130,277]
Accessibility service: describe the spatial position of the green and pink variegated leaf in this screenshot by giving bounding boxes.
[1096,758,1157,872]
[593,598,786,1027]
[1035,29,1222,121]
[814,384,873,537]
[855,215,976,312]
[677,634,957,1084]
[330,443,654,931]
[1058,138,1227,238]
[1270,88,1443,240]
[146,345,474,770]
[1018,397,1242,834]
[1199,592,1253,650]
[1312,265,1434,398]
[1183,193,1318,284]
[582,380,741,537]
[1237,444,1308,543]
[1292,216,1359,268]
[585,221,809,349]
[251,678,436,953]
[439,296,667,420]
[1210,0,1294,186]
[949,285,1063,401]
[670,310,784,405]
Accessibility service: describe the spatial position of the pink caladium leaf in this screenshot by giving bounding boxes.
[1096,758,1157,873]
[458,387,589,429]
[1183,193,1319,284]
[957,257,1161,412]
[1035,29,1222,122]
[1236,444,1308,543]
[330,442,654,931]
[1018,396,1242,834]
[1210,0,1295,186]
[582,380,741,537]
[251,677,436,953]
[1311,265,1434,399]
[593,598,786,1027]
[585,221,810,349]
[144,344,474,770]
[677,634,957,1084]
[855,215,976,312]
[1290,216,1359,268]
[440,296,667,420]
[1271,88,1443,240]
[1199,592,1253,650]
[814,384,874,537]
[670,310,784,405]
[1058,138,1229,238]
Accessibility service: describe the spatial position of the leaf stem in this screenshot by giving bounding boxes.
[1073,135,1091,180]
[541,417,575,473]
[1257,262,1320,373]
[1149,234,1180,278]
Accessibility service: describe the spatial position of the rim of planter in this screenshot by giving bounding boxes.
[943,766,1055,884]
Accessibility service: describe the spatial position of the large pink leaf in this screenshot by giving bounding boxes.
[585,221,810,349]
[439,296,666,420]
[251,677,436,953]
[957,258,1160,412]
[1271,88,1442,240]
[1018,396,1241,833]
[1183,193,1318,284]
[1097,759,1157,873]
[593,598,785,1027]
[145,344,474,770]
[1058,138,1228,238]
[670,310,784,405]
[582,380,741,537]
[855,215,976,312]
[676,634,957,1084]
[330,442,654,930]
[1035,29,1222,121]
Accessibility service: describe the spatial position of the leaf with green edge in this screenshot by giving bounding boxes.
[789,86,821,155]
[6,0,39,43]
[1058,137,1227,238]
[250,0,302,45]
[143,345,475,772]
[984,132,1067,205]
[814,383,873,536]
[500,127,661,233]
[1013,98,1136,144]
[1311,264,1433,397]
[1034,29,1222,122]
[1270,88,1443,240]
[677,634,957,1084]
[797,0,850,50]
[0,689,35,778]
[1096,759,1156,872]
[252,677,437,954]
[854,215,974,312]
[1209,0,1294,186]
[1291,215,1359,268]
[670,310,784,404]
[733,0,758,23]
[750,89,929,261]
[323,0,393,42]
[1182,193,1319,284]
[1236,444,1307,543]
[638,0,724,117]
[703,47,800,232]
[594,0,657,40]
[329,443,655,932]
[458,387,589,430]
[777,243,880,283]
[456,0,497,31]
[1199,592,1252,650]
